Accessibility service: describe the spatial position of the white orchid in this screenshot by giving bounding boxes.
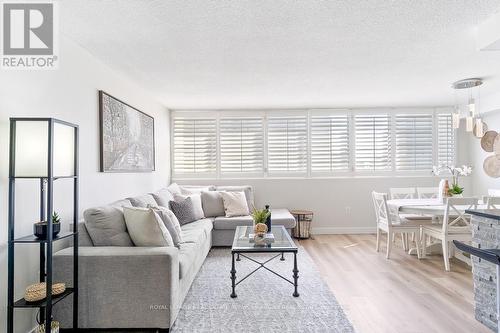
[431,163,472,188]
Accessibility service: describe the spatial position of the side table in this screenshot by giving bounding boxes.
[290,210,314,239]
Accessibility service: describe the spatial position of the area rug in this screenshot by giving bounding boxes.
[171,248,355,333]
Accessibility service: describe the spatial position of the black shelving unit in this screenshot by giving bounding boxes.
[7,118,79,333]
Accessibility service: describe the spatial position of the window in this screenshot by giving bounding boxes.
[354,114,391,171]
[310,114,350,173]
[267,116,308,174]
[172,117,217,176]
[219,117,264,175]
[171,109,456,178]
[437,113,456,166]
[395,114,433,171]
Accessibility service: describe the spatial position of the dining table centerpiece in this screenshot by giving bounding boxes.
[432,164,472,197]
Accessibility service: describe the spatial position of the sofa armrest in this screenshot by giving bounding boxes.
[53,246,180,329]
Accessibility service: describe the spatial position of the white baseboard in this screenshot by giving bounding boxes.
[311,226,376,234]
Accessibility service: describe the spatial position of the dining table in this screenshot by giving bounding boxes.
[386,198,487,259]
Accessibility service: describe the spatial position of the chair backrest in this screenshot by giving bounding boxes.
[417,187,439,199]
[485,196,500,209]
[442,197,478,234]
[372,191,394,226]
[389,187,416,200]
[488,189,500,197]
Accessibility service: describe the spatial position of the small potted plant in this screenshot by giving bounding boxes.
[432,164,472,197]
[252,208,270,244]
[34,211,61,239]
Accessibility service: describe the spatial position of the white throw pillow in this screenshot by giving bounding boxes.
[173,193,205,219]
[167,183,182,195]
[219,191,250,217]
[123,207,174,247]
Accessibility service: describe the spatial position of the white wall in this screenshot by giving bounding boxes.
[470,110,500,196]
[178,176,471,234]
[0,36,170,332]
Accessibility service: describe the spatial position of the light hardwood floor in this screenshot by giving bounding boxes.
[300,234,490,333]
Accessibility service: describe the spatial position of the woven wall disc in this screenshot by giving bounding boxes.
[483,131,499,153]
[483,155,500,178]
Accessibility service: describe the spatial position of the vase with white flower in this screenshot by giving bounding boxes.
[432,164,472,197]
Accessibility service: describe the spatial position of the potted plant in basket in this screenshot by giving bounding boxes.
[34,211,61,239]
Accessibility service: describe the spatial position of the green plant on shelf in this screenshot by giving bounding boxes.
[52,211,61,224]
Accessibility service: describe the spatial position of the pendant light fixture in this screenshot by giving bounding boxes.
[452,78,484,137]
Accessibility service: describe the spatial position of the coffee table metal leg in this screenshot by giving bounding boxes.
[280,252,285,261]
[231,252,237,298]
[236,253,240,261]
[293,252,299,297]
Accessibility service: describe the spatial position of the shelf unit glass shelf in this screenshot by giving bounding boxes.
[12,232,77,244]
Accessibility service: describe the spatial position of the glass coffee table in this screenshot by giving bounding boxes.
[230,225,299,298]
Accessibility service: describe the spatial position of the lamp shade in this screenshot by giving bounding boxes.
[13,119,75,177]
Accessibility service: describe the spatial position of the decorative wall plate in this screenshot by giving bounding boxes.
[483,131,499,153]
[483,155,500,178]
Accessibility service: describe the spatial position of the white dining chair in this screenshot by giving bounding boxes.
[389,187,416,199]
[417,187,439,199]
[486,196,500,209]
[372,191,421,259]
[488,189,500,197]
[421,197,478,271]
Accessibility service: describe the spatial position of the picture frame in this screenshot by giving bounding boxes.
[98,90,155,172]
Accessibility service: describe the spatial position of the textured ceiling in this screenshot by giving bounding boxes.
[61,0,500,109]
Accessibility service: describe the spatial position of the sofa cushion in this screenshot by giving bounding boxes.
[201,191,225,217]
[170,197,198,225]
[153,206,184,246]
[216,185,254,211]
[123,207,174,247]
[84,206,134,246]
[167,183,182,195]
[109,199,133,209]
[181,218,214,239]
[220,191,250,217]
[178,220,212,279]
[127,194,158,208]
[180,185,215,194]
[151,188,174,208]
[213,208,296,230]
[173,193,204,220]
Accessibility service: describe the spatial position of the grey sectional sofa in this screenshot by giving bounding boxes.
[53,185,296,331]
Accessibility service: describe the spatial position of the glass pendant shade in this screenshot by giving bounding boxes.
[468,100,476,116]
[452,113,460,129]
[465,116,474,132]
[475,118,484,137]
[13,120,75,177]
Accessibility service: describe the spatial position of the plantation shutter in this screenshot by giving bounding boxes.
[354,114,391,171]
[267,116,307,174]
[172,117,217,176]
[437,113,455,166]
[219,117,264,175]
[395,114,433,171]
[310,115,350,172]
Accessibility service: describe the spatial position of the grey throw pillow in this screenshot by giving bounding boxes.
[201,191,225,217]
[151,188,174,207]
[169,197,197,225]
[84,206,134,246]
[127,194,158,208]
[153,206,184,246]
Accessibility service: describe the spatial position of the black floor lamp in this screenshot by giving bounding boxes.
[7,118,79,333]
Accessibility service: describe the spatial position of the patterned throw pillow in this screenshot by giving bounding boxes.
[169,197,198,225]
